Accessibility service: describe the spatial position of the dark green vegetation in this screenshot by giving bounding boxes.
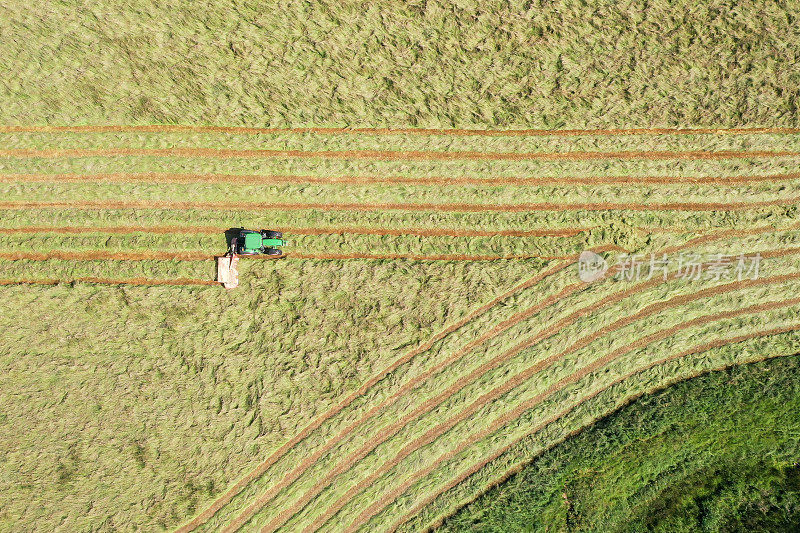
[442,355,800,532]
[2,0,799,128]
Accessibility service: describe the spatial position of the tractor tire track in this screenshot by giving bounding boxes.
[3,172,799,185]
[342,284,800,533]
[200,226,787,532]
[393,321,800,533]
[0,277,218,286]
[1,148,798,161]
[254,244,800,533]
[3,125,800,136]
[173,251,608,533]
[1,199,797,212]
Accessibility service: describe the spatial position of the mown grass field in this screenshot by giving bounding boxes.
[1,127,799,533]
[3,0,800,531]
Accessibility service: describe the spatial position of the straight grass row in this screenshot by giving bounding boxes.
[0,258,216,281]
[4,132,800,154]
[2,180,798,206]
[0,206,795,236]
[4,154,800,180]
[0,231,647,259]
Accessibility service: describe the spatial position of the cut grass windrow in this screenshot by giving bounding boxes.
[0,226,590,238]
[393,322,800,533]
[286,253,561,261]
[174,249,622,533]
[1,199,798,212]
[0,251,216,261]
[2,172,799,185]
[341,284,800,533]
[192,226,787,532]
[281,259,800,533]
[238,234,795,532]
[3,126,800,136]
[0,277,218,286]
[0,251,568,262]
[1,148,799,161]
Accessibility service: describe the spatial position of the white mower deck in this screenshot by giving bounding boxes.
[216,256,240,289]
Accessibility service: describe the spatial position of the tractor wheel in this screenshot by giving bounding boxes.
[261,230,283,239]
[265,248,283,256]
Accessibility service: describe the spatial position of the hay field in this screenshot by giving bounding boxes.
[1,127,799,532]
[2,0,800,531]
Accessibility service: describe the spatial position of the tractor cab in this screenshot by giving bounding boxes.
[231,229,286,256]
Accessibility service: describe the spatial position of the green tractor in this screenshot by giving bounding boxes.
[218,228,286,289]
[230,229,287,256]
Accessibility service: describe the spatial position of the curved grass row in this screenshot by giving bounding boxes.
[363,320,800,532]
[309,285,800,532]
[417,338,800,532]
[264,266,776,528]
[277,266,800,532]
[189,233,800,532]
[258,268,800,524]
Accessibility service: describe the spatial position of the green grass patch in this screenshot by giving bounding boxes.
[439,354,800,532]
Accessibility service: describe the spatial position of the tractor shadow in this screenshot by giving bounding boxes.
[224,227,244,252]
